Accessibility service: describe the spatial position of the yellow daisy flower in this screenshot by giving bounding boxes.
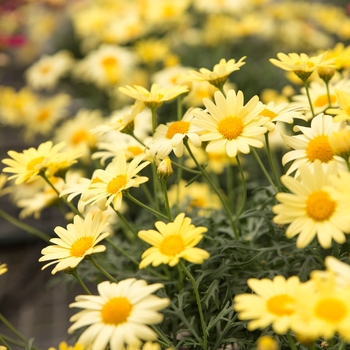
[48,341,84,350]
[328,127,350,158]
[234,275,310,334]
[192,90,267,157]
[292,271,350,342]
[25,50,73,91]
[119,83,189,109]
[149,108,202,159]
[2,141,79,185]
[269,52,335,81]
[327,88,350,122]
[84,150,150,211]
[324,256,350,287]
[187,56,246,88]
[68,279,170,350]
[273,161,350,248]
[0,263,8,275]
[138,213,209,268]
[39,211,110,274]
[281,113,347,177]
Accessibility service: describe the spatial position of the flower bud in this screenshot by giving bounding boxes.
[257,335,279,350]
[157,157,173,180]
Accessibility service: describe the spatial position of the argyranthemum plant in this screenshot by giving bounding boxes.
[39,211,110,274]
[68,279,170,350]
[138,213,209,268]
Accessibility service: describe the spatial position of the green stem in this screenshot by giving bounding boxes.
[184,141,238,239]
[264,133,283,192]
[0,335,13,350]
[150,325,173,348]
[325,80,332,107]
[251,147,278,193]
[40,173,83,218]
[179,260,207,350]
[114,210,137,242]
[226,164,234,211]
[338,341,347,350]
[286,333,298,350]
[151,107,158,135]
[131,132,147,148]
[177,95,184,121]
[151,162,161,212]
[0,208,51,243]
[71,269,92,294]
[171,160,201,174]
[88,255,117,283]
[234,155,247,220]
[161,179,172,220]
[303,81,315,118]
[125,192,169,220]
[0,313,28,346]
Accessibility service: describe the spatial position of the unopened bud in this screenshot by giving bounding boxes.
[157,157,173,180]
[318,66,336,83]
[257,335,279,350]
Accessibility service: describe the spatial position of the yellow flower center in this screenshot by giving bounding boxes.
[306,190,336,221]
[189,198,206,208]
[306,135,333,162]
[106,174,127,194]
[26,156,45,171]
[313,94,337,108]
[70,236,94,257]
[159,234,185,256]
[314,298,347,324]
[217,116,244,140]
[346,107,350,117]
[165,121,190,139]
[127,146,144,157]
[102,56,119,84]
[266,294,295,316]
[71,130,95,145]
[260,108,278,120]
[37,109,50,122]
[101,297,133,325]
[102,56,118,68]
[40,64,52,75]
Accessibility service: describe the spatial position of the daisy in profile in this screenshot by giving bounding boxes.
[84,150,150,211]
[269,52,335,81]
[2,141,79,185]
[187,56,246,88]
[292,271,350,342]
[25,50,74,91]
[273,161,350,248]
[39,211,110,274]
[119,83,189,109]
[0,263,7,275]
[324,256,350,287]
[149,108,202,159]
[259,101,306,131]
[192,90,268,157]
[327,89,350,122]
[68,279,170,350]
[234,275,309,334]
[281,113,347,177]
[292,80,350,120]
[138,213,209,268]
